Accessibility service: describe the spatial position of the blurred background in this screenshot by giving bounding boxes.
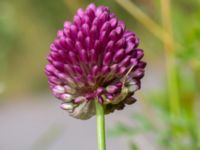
[0,0,199,150]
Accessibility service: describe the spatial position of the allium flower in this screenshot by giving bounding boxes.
[45,3,146,120]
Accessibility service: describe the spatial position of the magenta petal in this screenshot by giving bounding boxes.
[73,65,83,75]
[99,31,107,44]
[73,15,82,27]
[64,21,71,28]
[45,3,146,117]
[125,42,135,54]
[113,49,125,62]
[49,76,61,85]
[86,9,95,21]
[99,12,109,23]
[70,25,78,39]
[74,96,87,103]
[77,31,84,42]
[115,26,123,37]
[87,74,95,86]
[77,8,84,18]
[68,51,78,64]
[57,30,64,38]
[90,49,98,64]
[103,52,112,65]
[118,21,126,31]
[101,22,111,32]
[132,68,144,79]
[79,49,89,63]
[64,64,74,75]
[115,38,126,49]
[82,23,90,35]
[101,66,110,75]
[98,96,104,104]
[65,38,74,50]
[109,30,118,42]
[53,39,62,49]
[116,82,123,88]
[106,85,120,94]
[96,87,104,95]
[110,18,118,28]
[106,94,113,100]
[92,65,100,77]
[83,16,91,25]
[137,61,146,68]
[118,67,127,75]
[46,64,55,73]
[85,36,92,50]
[119,56,131,67]
[105,41,114,52]
[110,64,119,73]
[136,49,144,59]
[75,41,83,51]
[90,25,99,40]
[53,61,64,71]
[87,3,96,11]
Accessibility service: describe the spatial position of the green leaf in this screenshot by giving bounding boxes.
[108,122,139,137]
[129,142,138,150]
[131,113,155,131]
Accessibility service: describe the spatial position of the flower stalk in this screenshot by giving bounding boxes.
[95,100,106,150]
[45,3,146,150]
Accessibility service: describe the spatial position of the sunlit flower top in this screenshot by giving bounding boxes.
[45,3,146,120]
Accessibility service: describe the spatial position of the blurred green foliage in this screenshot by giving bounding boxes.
[0,0,160,98]
[0,0,200,149]
[107,0,200,150]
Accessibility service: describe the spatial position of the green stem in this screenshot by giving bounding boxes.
[115,0,182,50]
[197,120,200,149]
[161,0,180,122]
[95,100,106,150]
[161,0,180,149]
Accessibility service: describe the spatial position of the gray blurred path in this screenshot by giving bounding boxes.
[0,63,162,150]
[0,95,156,150]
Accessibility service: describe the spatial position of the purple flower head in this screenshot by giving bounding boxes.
[45,3,146,120]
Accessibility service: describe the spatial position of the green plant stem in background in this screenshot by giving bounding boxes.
[161,0,180,122]
[115,0,162,40]
[95,100,106,150]
[117,0,181,147]
[116,0,181,120]
[115,0,182,50]
[198,120,200,149]
[116,0,181,138]
[160,0,181,148]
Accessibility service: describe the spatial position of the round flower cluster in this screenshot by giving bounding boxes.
[45,3,146,120]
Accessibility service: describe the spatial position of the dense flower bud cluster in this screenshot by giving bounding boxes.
[45,3,146,119]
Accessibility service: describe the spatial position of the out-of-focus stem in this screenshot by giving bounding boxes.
[116,0,163,38]
[197,120,200,149]
[161,0,180,148]
[117,0,181,125]
[95,100,106,150]
[115,0,182,52]
[161,0,180,120]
